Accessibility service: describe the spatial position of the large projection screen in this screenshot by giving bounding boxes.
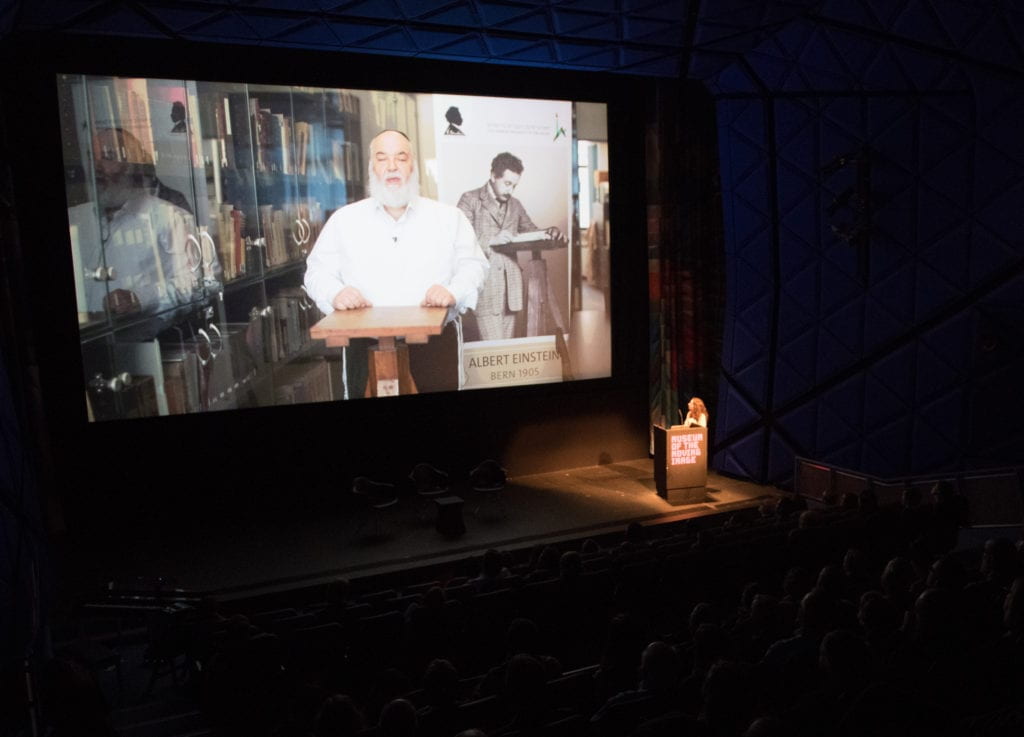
[58,73,612,421]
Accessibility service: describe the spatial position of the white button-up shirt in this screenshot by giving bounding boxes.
[304,196,488,316]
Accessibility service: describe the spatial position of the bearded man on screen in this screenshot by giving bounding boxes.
[304,129,488,394]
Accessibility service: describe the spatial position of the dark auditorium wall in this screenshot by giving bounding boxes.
[705,3,1024,484]
[1,0,1022,491]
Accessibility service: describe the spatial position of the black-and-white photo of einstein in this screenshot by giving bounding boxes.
[431,95,572,345]
[457,152,566,341]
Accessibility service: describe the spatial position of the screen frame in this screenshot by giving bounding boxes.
[2,32,652,531]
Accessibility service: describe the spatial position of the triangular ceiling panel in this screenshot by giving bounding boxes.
[733,357,770,408]
[326,20,387,45]
[822,296,864,357]
[76,5,170,37]
[627,0,686,23]
[919,148,971,207]
[737,289,772,339]
[868,341,917,411]
[493,10,553,35]
[502,41,557,64]
[891,45,954,90]
[916,189,968,248]
[623,16,677,42]
[890,0,955,49]
[914,261,964,321]
[919,224,971,295]
[394,0,454,19]
[344,0,404,21]
[963,14,1024,71]
[862,415,911,476]
[919,311,974,374]
[862,42,917,91]
[821,373,865,431]
[914,340,963,406]
[815,324,859,384]
[560,19,619,42]
[777,286,817,344]
[868,261,916,327]
[720,427,767,480]
[718,384,763,436]
[931,0,991,51]
[476,2,534,27]
[274,19,346,47]
[745,49,799,90]
[778,228,818,283]
[713,61,762,95]
[407,28,471,51]
[187,12,261,42]
[145,7,220,33]
[917,102,970,172]
[863,367,912,429]
[775,162,815,216]
[727,193,771,250]
[819,251,862,306]
[862,293,908,353]
[419,2,480,26]
[818,0,884,30]
[968,221,1023,289]
[918,390,965,449]
[486,35,539,58]
[973,138,1024,207]
[911,415,961,471]
[433,33,489,57]
[776,401,818,457]
[768,431,797,483]
[354,27,416,52]
[726,320,769,378]
[797,26,856,80]
[567,46,620,68]
[864,232,913,287]
[773,350,816,410]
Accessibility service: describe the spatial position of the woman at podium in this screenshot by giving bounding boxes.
[681,397,708,428]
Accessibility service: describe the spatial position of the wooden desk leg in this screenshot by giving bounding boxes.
[366,337,418,396]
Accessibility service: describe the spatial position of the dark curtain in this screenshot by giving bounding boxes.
[646,79,726,436]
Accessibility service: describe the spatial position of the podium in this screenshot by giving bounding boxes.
[653,425,707,505]
[310,306,447,397]
[492,237,573,379]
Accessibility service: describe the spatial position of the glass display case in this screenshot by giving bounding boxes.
[58,73,369,420]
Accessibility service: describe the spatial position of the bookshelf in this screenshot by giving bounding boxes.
[60,73,368,420]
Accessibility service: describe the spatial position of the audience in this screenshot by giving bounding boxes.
[48,476,1024,737]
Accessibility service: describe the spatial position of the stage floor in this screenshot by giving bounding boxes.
[54,459,780,604]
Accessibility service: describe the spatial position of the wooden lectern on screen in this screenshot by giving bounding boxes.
[653,425,708,505]
[309,306,447,397]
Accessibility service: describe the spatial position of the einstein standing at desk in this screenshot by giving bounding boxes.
[304,129,488,393]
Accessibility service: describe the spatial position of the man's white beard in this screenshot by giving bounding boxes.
[369,166,420,209]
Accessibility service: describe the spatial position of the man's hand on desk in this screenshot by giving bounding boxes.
[332,286,372,310]
[422,285,455,308]
[545,226,567,243]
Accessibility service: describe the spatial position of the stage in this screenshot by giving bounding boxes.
[53,459,780,607]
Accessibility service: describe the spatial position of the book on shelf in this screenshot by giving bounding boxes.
[161,347,201,415]
[273,358,333,405]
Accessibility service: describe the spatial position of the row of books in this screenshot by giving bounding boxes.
[250,97,363,183]
[209,200,326,280]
